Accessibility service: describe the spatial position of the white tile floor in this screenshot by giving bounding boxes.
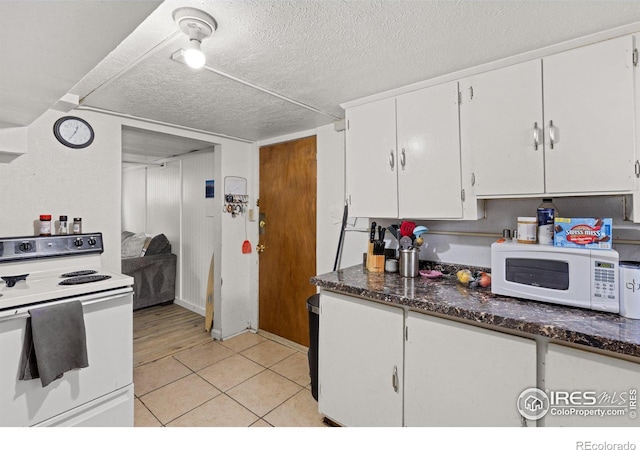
[134,331,326,427]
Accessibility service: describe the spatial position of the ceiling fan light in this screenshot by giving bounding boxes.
[184,40,206,69]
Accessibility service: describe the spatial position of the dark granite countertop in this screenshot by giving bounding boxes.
[310,263,640,360]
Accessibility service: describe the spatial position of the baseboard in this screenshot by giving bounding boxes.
[257,329,309,353]
[173,298,205,316]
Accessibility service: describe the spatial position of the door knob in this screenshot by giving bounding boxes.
[259,220,266,228]
[256,244,265,253]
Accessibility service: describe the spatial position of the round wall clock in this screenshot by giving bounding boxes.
[53,116,95,149]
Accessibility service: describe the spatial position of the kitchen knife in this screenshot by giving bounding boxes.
[388,224,400,241]
[370,221,377,243]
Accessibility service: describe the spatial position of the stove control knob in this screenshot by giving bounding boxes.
[88,237,97,246]
[19,241,33,252]
[74,238,84,247]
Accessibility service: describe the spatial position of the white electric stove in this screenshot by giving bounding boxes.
[0,233,134,427]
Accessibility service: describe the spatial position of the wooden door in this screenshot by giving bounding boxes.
[259,136,317,347]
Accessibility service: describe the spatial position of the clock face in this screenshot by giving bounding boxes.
[53,116,94,148]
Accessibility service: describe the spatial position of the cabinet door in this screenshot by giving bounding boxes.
[544,344,640,427]
[345,98,398,218]
[460,59,545,196]
[404,312,537,426]
[318,292,404,426]
[397,82,463,219]
[543,36,635,194]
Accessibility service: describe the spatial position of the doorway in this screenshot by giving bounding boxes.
[121,126,217,316]
[258,136,317,347]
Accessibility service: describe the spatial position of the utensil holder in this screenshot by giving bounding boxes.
[366,243,384,273]
[399,248,419,277]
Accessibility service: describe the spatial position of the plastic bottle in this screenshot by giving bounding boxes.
[537,198,559,245]
[538,198,560,218]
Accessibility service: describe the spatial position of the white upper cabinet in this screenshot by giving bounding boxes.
[345,98,398,218]
[460,60,544,196]
[345,82,477,219]
[543,36,635,194]
[397,82,463,219]
[461,35,636,197]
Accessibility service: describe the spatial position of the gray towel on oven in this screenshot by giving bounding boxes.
[19,301,89,387]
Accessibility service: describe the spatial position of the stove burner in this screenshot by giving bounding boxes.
[59,275,111,285]
[61,270,98,278]
[1,274,29,287]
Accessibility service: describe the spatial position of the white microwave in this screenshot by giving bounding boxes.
[491,242,619,313]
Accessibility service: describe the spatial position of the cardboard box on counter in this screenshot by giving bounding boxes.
[553,218,612,250]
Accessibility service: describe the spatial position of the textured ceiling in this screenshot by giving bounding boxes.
[121,126,214,167]
[8,0,640,145]
[0,0,161,128]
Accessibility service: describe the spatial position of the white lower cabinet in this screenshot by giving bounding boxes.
[404,312,537,426]
[544,344,640,427]
[318,292,537,426]
[318,292,404,426]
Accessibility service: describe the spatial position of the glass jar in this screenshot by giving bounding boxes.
[39,215,52,236]
[72,217,82,234]
[58,215,68,235]
[517,217,537,244]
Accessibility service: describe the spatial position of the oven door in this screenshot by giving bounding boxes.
[0,289,133,426]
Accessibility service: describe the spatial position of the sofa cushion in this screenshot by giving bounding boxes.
[121,233,148,258]
[121,230,135,243]
[145,233,171,256]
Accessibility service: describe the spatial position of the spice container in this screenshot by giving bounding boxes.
[39,215,52,236]
[58,215,68,235]
[72,217,82,234]
[517,217,537,244]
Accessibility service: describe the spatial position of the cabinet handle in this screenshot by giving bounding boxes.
[471,172,476,187]
[533,122,540,151]
[549,120,556,150]
[401,148,406,170]
[389,149,395,171]
[392,365,399,392]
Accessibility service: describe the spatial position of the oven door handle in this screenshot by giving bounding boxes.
[0,288,132,323]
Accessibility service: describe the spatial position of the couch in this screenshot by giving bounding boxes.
[121,231,177,310]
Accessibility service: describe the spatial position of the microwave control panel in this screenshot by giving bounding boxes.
[592,260,618,313]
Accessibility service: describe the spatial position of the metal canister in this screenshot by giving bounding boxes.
[537,208,554,245]
[399,248,419,277]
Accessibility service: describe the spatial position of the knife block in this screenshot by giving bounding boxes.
[366,243,384,273]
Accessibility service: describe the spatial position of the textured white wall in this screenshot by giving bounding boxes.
[218,141,259,339]
[180,152,216,317]
[121,167,146,233]
[375,196,640,269]
[0,109,123,272]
